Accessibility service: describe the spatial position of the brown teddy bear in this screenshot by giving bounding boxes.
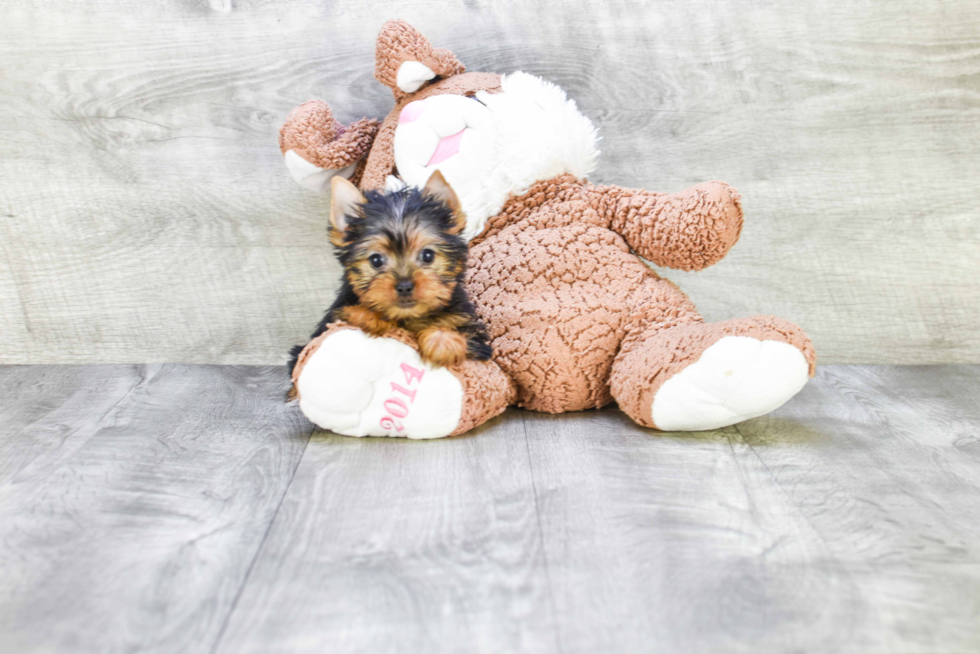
[281,20,816,438]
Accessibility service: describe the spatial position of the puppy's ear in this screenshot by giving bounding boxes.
[329,176,366,245]
[423,170,467,235]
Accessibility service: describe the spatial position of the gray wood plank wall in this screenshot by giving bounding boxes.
[2,0,978,364]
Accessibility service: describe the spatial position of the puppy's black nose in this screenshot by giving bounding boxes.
[395,280,414,296]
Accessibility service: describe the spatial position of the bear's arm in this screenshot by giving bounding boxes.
[279,100,380,191]
[587,181,744,272]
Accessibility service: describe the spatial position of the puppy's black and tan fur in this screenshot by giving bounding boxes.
[288,171,491,389]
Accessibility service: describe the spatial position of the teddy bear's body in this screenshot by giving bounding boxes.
[281,21,815,438]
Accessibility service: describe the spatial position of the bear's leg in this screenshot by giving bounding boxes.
[291,324,516,438]
[610,278,816,431]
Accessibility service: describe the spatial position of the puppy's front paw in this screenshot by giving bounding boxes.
[336,305,397,338]
[417,328,467,367]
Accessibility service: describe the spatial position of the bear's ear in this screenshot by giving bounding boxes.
[374,20,465,101]
[423,170,466,235]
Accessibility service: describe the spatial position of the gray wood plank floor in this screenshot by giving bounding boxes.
[1,364,979,653]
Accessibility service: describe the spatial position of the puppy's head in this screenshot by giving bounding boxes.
[329,171,468,321]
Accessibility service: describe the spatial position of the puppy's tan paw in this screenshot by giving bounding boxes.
[418,328,467,368]
[336,305,397,338]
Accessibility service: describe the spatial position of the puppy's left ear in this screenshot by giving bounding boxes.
[329,176,366,246]
[423,170,467,235]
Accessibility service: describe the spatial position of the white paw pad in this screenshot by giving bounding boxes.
[651,336,809,431]
[295,330,463,439]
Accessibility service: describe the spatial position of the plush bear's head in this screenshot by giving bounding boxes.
[285,20,601,241]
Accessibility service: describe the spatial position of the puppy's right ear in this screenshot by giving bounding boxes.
[329,176,366,245]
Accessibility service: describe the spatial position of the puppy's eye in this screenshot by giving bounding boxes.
[368,254,385,269]
[420,249,436,264]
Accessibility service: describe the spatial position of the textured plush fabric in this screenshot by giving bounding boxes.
[282,20,817,436]
[591,182,745,271]
[465,174,777,414]
[611,316,817,428]
[292,322,514,436]
[374,19,467,102]
[446,352,517,436]
[278,101,379,185]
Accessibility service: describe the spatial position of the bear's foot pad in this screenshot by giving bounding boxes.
[651,336,809,431]
[296,329,463,438]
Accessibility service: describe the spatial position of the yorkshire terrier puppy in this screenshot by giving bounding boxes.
[288,171,492,389]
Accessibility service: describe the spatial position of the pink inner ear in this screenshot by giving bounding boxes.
[399,101,426,124]
[427,129,465,167]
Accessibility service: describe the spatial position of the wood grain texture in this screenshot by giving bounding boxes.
[2,364,980,652]
[0,364,312,654]
[522,410,861,653]
[734,364,980,652]
[1,1,979,364]
[0,365,141,484]
[520,365,980,653]
[213,414,556,654]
